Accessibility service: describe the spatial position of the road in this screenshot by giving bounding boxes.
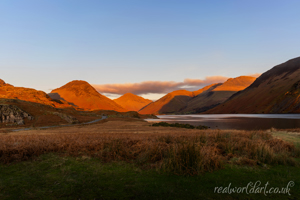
[12,115,108,132]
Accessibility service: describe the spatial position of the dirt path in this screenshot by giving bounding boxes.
[11,115,108,132]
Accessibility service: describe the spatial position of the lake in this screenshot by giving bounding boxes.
[145,114,300,130]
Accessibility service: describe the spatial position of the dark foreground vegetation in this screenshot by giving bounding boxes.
[0,126,299,199]
[0,153,299,200]
[151,122,209,130]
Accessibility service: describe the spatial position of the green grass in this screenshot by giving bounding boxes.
[0,154,299,200]
[272,131,300,157]
[272,131,300,146]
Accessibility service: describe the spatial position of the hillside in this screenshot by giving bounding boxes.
[192,83,222,96]
[0,98,99,128]
[50,80,127,112]
[206,57,300,114]
[181,76,256,113]
[138,90,195,115]
[0,98,156,129]
[0,79,70,108]
[139,76,255,115]
[113,93,152,111]
[212,76,257,91]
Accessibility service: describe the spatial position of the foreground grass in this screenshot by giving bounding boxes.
[1,129,299,175]
[1,122,300,199]
[0,153,299,200]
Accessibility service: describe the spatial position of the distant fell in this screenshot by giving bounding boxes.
[50,80,126,112]
[138,90,195,115]
[114,93,152,111]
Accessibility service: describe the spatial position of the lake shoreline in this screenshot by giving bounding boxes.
[145,114,300,130]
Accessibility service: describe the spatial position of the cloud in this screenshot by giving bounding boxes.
[102,93,122,100]
[92,76,229,95]
[184,76,228,86]
[247,73,261,78]
[93,81,182,95]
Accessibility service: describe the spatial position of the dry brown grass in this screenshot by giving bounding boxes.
[0,119,299,175]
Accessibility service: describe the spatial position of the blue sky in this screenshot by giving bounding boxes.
[1,0,300,100]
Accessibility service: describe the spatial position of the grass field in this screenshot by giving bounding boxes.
[0,154,299,200]
[0,118,299,199]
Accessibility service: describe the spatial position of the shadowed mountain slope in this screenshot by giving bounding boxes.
[139,76,256,115]
[206,57,300,114]
[113,93,152,111]
[192,83,221,96]
[138,90,195,115]
[181,76,256,113]
[50,80,126,112]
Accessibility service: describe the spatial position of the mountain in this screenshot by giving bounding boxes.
[181,76,256,113]
[212,76,257,91]
[0,79,70,108]
[50,80,127,112]
[138,90,195,115]
[138,76,256,115]
[206,57,300,114]
[0,79,12,87]
[113,93,152,111]
[192,83,222,96]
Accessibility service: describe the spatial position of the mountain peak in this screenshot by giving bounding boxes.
[250,56,300,88]
[114,93,152,111]
[0,79,12,87]
[122,93,138,98]
[213,76,256,91]
[50,80,126,112]
[0,79,6,86]
[53,80,96,94]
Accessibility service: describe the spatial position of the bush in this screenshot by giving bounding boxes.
[152,122,209,130]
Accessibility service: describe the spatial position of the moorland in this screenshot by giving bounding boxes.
[0,117,299,199]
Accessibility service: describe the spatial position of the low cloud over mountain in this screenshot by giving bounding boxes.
[92,76,229,95]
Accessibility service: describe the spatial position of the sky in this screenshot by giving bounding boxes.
[1,0,300,100]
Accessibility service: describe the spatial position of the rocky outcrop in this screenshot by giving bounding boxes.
[51,112,79,124]
[0,104,33,125]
